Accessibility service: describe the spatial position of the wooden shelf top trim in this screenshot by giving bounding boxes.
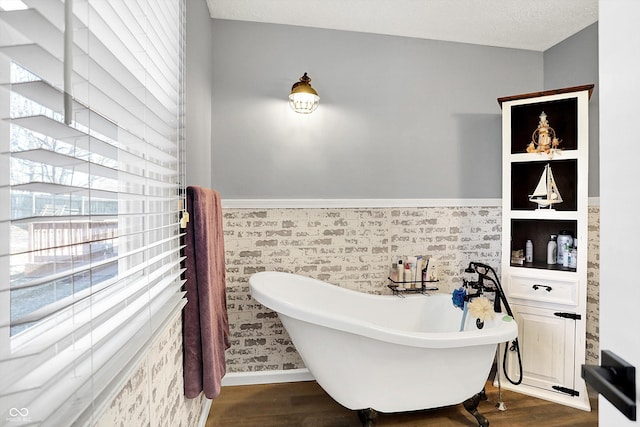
[497,84,595,108]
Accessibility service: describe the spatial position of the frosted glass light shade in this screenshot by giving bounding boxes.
[289,73,319,114]
[289,91,319,114]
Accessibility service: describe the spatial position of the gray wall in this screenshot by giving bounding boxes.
[210,20,543,199]
[544,23,599,196]
[186,0,214,187]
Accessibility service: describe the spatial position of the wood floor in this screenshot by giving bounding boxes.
[207,380,598,426]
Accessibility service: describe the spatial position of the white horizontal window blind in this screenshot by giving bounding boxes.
[0,0,186,425]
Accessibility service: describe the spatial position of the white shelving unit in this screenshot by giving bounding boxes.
[498,85,594,411]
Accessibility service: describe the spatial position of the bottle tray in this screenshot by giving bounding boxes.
[387,278,438,296]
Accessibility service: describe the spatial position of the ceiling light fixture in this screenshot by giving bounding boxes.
[289,72,319,114]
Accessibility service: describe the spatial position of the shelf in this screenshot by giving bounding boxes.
[509,150,578,163]
[511,219,578,268]
[511,159,578,211]
[508,97,578,154]
[509,210,579,221]
[509,262,576,273]
[387,278,438,296]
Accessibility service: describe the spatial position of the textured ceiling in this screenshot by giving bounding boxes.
[206,0,598,51]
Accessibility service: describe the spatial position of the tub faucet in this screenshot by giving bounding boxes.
[464,262,509,315]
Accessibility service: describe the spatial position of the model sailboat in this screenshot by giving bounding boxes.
[529,164,562,209]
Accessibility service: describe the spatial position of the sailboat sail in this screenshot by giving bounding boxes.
[529,164,562,208]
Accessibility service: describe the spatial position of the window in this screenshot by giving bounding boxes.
[0,0,186,424]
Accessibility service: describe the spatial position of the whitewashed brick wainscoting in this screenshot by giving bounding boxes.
[96,313,208,427]
[586,206,600,364]
[221,200,601,384]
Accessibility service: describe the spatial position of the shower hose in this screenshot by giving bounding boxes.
[466,262,523,385]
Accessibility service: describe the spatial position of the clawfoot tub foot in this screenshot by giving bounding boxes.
[357,408,378,426]
[479,387,488,401]
[463,391,490,427]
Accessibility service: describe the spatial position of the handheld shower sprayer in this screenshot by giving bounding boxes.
[464,261,523,386]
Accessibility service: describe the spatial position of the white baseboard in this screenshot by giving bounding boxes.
[198,398,212,427]
[221,368,314,386]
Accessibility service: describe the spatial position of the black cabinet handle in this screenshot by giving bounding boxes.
[582,350,636,421]
[532,284,552,292]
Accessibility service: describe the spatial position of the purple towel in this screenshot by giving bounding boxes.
[183,186,230,399]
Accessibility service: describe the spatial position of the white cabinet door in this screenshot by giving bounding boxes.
[506,304,576,393]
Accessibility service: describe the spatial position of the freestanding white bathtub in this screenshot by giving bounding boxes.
[249,271,518,426]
